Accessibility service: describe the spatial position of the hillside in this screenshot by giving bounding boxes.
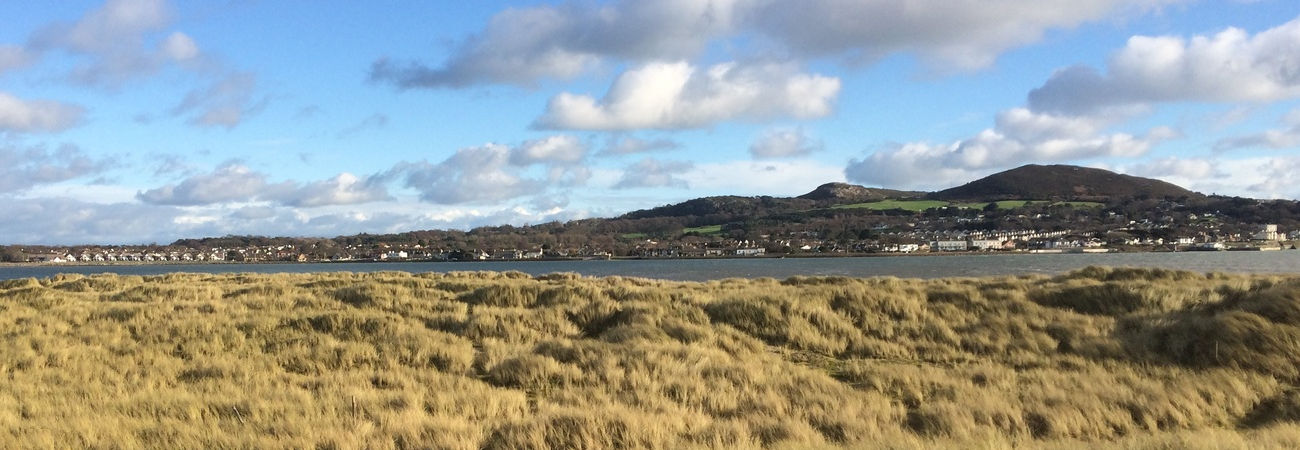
[622,183,922,221]
[931,164,1200,201]
[797,182,923,202]
[620,195,817,220]
[620,165,1198,221]
[4,268,1300,447]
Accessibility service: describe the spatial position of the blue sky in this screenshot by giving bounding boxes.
[3,0,1300,244]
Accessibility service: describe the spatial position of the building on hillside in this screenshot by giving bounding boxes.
[492,250,524,260]
[883,244,920,253]
[735,248,766,257]
[933,240,969,252]
[28,253,66,263]
[1253,225,1282,241]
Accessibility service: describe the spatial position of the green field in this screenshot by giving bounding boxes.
[834,199,1105,212]
[621,224,723,240]
[831,199,950,211]
[1051,201,1105,208]
[682,224,724,235]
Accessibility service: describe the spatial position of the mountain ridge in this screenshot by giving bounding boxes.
[621,164,1201,220]
[929,164,1200,202]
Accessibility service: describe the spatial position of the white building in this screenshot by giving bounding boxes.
[1253,225,1282,241]
[934,240,969,252]
[970,239,1004,251]
[883,244,920,253]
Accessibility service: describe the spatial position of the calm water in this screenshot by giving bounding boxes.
[3,251,1299,281]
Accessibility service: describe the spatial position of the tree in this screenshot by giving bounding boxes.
[0,246,27,262]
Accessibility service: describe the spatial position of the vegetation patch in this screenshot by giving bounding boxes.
[2,268,1299,447]
[683,224,724,235]
[831,199,950,211]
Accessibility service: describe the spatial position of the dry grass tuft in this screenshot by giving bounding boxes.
[1,266,1298,447]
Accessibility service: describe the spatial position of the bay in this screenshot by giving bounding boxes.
[2,250,1299,281]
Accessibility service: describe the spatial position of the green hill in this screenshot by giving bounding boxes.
[930,164,1200,201]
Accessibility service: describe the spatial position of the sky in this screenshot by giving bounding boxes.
[4,0,1300,245]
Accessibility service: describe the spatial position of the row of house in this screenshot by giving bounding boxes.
[29,251,227,263]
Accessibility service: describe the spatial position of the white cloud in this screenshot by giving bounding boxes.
[0,45,36,73]
[845,108,1177,189]
[274,173,393,207]
[0,92,86,133]
[396,144,541,204]
[395,136,597,204]
[749,0,1178,71]
[160,31,199,61]
[510,135,588,165]
[136,163,391,207]
[1029,17,1300,114]
[47,0,172,51]
[749,127,822,159]
[370,0,1179,88]
[337,113,389,138]
[1214,108,1300,151]
[137,163,277,205]
[0,195,589,245]
[170,72,266,129]
[1244,157,1300,198]
[535,61,839,130]
[1121,156,1300,199]
[368,0,742,88]
[682,159,846,196]
[0,143,115,193]
[598,135,681,155]
[1123,157,1224,180]
[613,158,693,189]
[7,0,263,131]
[27,0,189,87]
[0,197,191,245]
[229,205,277,221]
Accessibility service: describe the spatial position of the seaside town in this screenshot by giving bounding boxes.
[7,167,1300,265]
[6,216,1296,265]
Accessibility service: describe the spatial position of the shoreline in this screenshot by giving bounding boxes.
[0,249,1098,268]
[2,245,1297,269]
[2,243,1289,266]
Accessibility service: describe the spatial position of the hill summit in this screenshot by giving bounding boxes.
[930,164,1200,201]
[797,183,920,202]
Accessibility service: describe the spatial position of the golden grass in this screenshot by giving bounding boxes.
[2,267,1300,448]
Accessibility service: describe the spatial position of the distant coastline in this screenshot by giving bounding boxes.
[3,244,1297,270]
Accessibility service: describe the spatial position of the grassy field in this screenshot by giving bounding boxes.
[833,200,1105,212]
[831,199,950,211]
[3,268,1300,448]
[683,224,724,235]
[622,224,723,240]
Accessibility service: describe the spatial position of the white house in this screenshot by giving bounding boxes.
[934,240,968,252]
[735,248,766,257]
[884,244,920,253]
[1253,225,1282,241]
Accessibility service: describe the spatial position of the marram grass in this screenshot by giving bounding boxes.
[3,267,1300,448]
